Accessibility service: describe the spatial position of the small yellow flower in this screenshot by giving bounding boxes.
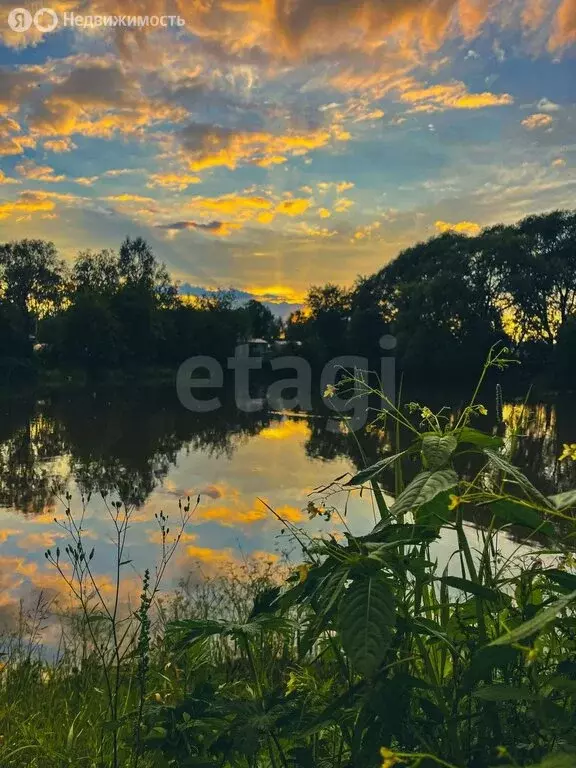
[496,746,509,758]
[448,494,461,511]
[421,406,434,420]
[323,384,337,398]
[559,443,576,461]
[526,647,539,663]
[478,405,488,416]
[295,564,311,584]
[380,747,400,768]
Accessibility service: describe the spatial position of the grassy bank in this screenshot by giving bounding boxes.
[1,349,576,768]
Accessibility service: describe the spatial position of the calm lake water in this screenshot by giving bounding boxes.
[1,383,575,625]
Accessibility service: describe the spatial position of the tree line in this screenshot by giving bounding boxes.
[1,208,576,384]
[285,209,576,384]
[0,236,279,377]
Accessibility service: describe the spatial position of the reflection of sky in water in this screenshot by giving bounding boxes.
[0,392,574,624]
[0,414,374,619]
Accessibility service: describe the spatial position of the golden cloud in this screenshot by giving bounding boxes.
[435,219,481,235]
[181,123,350,173]
[521,112,554,129]
[146,172,202,190]
[0,170,20,185]
[15,160,66,183]
[399,80,514,111]
[28,61,187,139]
[0,191,56,220]
[43,137,77,153]
[275,198,311,216]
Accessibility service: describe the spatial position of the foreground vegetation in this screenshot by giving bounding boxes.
[1,350,576,767]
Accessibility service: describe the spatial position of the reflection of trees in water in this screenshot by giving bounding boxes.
[1,387,575,516]
[303,397,576,499]
[0,388,274,512]
[0,399,68,514]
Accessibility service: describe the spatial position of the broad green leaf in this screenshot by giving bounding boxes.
[490,589,576,646]
[463,645,519,688]
[441,575,509,603]
[547,489,576,510]
[487,499,554,536]
[338,574,396,676]
[361,522,439,544]
[345,451,406,486]
[421,434,457,471]
[543,568,576,593]
[456,427,503,449]
[416,490,457,529]
[484,449,551,508]
[473,684,537,701]
[390,469,458,519]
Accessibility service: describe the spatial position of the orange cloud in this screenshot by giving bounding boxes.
[521,112,554,129]
[106,193,156,203]
[549,0,576,49]
[399,80,513,111]
[147,172,202,190]
[181,123,350,173]
[190,194,274,218]
[435,219,481,235]
[15,160,66,183]
[43,137,77,153]
[276,198,311,216]
[28,62,186,139]
[0,191,56,220]
[0,170,20,185]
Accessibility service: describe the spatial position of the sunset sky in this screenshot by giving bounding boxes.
[0,0,575,308]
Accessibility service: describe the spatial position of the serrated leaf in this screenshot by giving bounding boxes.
[421,434,457,471]
[390,469,458,519]
[484,449,551,508]
[338,575,396,676]
[490,589,576,646]
[456,427,503,449]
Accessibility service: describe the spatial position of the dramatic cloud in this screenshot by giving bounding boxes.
[179,122,350,172]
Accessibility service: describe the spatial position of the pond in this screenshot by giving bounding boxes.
[0,382,575,627]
